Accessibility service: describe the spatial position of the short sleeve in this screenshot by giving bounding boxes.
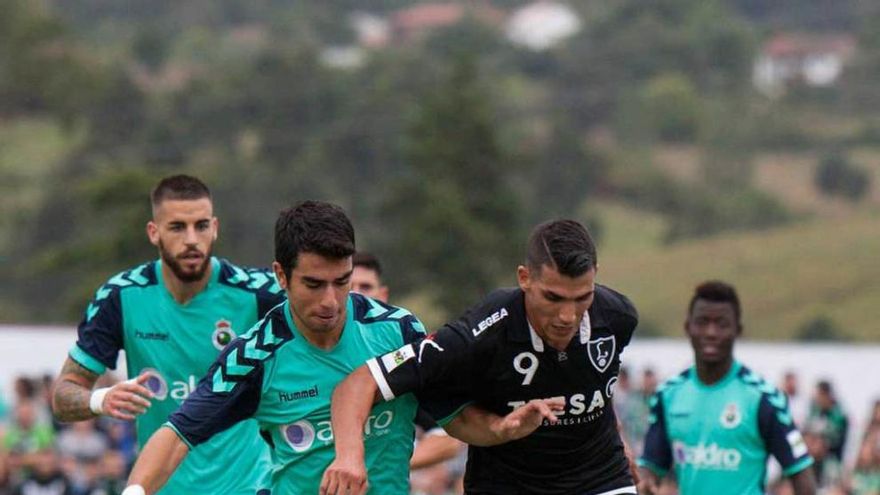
[71,285,124,374]
[167,334,266,447]
[758,392,814,477]
[605,288,639,349]
[366,323,474,403]
[638,391,673,476]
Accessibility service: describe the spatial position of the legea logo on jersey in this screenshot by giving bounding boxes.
[471,308,508,337]
[673,441,742,471]
[139,368,199,402]
[212,319,236,350]
[281,411,396,453]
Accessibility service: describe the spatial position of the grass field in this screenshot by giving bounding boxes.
[598,209,880,341]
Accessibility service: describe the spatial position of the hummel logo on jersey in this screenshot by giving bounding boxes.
[279,385,319,402]
[135,330,169,341]
[472,308,508,337]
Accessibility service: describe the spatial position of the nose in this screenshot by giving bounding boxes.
[558,303,577,326]
[318,286,338,311]
[184,226,200,245]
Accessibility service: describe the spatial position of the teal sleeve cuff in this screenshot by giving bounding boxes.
[163,422,195,450]
[637,458,669,477]
[435,401,475,427]
[783,456,814,477]
[69,345,108,375]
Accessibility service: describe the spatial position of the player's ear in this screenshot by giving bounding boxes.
[146,221,159,246]
[211,216,219,241]
[272,261,289,291]
[517,265,531,290]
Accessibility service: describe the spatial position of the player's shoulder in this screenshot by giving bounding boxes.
[457,287,522,338]
[234,304,296,358]
[216,258,284,298]
[209,308,294,394]
[350,292,426,343]
[86,262,158,318]
[657,368,692,396]
[351,292,418,324]
[592,284,638,321]
[96,261,158,294]
[735,364,785,399]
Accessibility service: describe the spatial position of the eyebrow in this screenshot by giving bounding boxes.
[302,270,353,285]
[542,289,594,302]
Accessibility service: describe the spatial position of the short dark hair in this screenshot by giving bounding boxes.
[151,175,211,209]
[526,219,597,277]
[817,380,834,395]
[275,201,355,278]
[353,252,382,277]
[688,280,742,325]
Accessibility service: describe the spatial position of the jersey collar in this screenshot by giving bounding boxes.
[526,307,592,352]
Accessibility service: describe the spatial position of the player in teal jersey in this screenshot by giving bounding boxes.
[52,175,284,495]
[637,281,816,495]
[121,201,559,495]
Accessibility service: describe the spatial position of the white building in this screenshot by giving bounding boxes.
[753,33,857,97]
[506,1,582,51]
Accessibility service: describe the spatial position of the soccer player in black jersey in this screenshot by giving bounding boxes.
[322,219,639,495]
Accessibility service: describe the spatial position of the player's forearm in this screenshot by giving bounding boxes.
[444,407,505,446]
[52,358,100,422]
[52,379,96,421]
[410,434,462,470]
[127,427,190,494]
[790,467,817,495]
[331,366,379,461]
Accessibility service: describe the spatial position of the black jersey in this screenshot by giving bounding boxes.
[366,285,639,495]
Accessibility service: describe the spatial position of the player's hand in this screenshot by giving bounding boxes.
[101,373,154,421]
[492,397,565,442]
[320,456,369,495]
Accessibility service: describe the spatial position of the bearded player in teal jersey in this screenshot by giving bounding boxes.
[120,201,560,495]
[637,281,816,495]
[52,175,284,495]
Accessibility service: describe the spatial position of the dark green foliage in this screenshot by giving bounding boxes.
[796,316,850,342]
[815,152,871,201]
[384,54,524,315]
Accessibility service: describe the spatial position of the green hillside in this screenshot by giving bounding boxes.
[599,209,880,341]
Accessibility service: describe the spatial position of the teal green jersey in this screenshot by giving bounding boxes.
[167,293,425,495]
[638,362,814,495]
[70,257,285,495]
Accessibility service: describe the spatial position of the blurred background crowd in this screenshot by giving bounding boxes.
[1,367,877,495]
[0,373,132,495]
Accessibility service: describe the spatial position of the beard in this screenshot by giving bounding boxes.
[158,240,213,283]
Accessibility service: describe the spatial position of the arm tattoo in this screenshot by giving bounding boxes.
[52,358,101,422]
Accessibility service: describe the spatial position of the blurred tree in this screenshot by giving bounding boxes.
[132,26,169,71]
[815,151,871,202]
[384,53,523,316]
[640,73,702,142]
[796,316,850,342]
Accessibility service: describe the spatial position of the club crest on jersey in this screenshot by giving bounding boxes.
[587,336,616,373]
[720,402,742,429]
[212,319,236,350]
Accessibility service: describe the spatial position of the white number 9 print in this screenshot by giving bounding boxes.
[513,352,539,385]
